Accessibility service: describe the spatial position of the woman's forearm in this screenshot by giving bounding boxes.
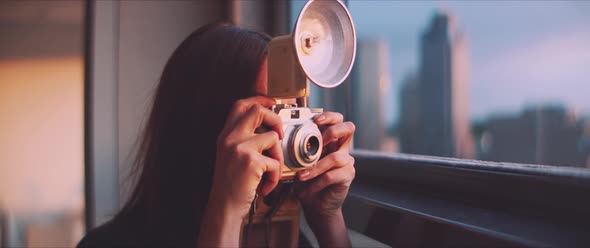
[306,209,351,248]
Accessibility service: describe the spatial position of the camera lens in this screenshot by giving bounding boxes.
[286,122,323,168]
[304,136,320,157]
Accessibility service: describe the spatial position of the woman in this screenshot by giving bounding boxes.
[78,22,356,247]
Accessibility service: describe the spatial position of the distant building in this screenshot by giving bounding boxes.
[478,105,590,168]
[348,39,392,151]
[399,11,474,158]
[398,72,420,154]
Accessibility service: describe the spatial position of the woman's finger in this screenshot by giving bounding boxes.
[225,96,276,130]
[256,154,282,196]
[321,121,355,148]
[243,131,284,165]
[314,111,343,126]
[297,151,353,182]
[231,104,283,140]
[302,165,355,196]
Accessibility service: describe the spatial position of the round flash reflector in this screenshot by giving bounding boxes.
[294,0,356,88]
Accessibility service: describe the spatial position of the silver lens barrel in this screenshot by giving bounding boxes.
[286,123,323,168]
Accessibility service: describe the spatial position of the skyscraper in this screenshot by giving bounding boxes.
[398,72,420,154]
[399,11,474,158]
[349,39,392,151]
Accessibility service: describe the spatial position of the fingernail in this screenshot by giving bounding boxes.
[315,114,326,122]
[299,170,310,179]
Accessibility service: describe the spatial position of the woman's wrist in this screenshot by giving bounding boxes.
[197,188,246,247]
[304,208,351,248]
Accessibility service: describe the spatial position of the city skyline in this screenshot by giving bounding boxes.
[289,1,590,166]
[347,1,590,125]
[394,11,589,167]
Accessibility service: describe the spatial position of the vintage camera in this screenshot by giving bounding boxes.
[266,0,356,180]
[271,104,323,179]
[240,1,356,247]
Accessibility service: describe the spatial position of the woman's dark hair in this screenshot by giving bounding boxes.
[115,22,271,244]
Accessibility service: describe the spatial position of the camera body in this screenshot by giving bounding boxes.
[264,0,355,181]
[272,104,323,180]
[239,1,356,247]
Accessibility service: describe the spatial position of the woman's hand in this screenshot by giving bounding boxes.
[296,111,356,247]
[198,96,284,247]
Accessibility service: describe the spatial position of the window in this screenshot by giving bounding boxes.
[293,1,590,169]
[0,1,85,246]
[288,1,590,246]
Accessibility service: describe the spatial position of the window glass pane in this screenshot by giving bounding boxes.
[0,1,85,246]
[293,1,590,169]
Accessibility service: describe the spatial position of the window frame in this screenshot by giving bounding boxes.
[345,150,590,247]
